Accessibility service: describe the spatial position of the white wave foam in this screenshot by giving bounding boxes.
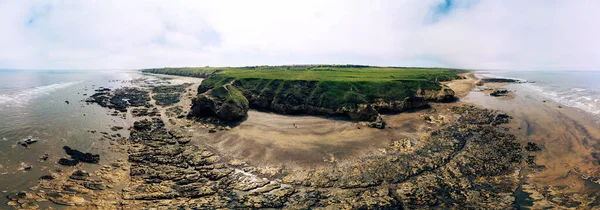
[0,81,81,106]
[521,83,600,115]
[474,72,526,81]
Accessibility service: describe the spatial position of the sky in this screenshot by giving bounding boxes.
[0,0,599,70]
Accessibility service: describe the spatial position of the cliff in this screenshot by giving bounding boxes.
[191,76,456,122]
[143,65,464,122]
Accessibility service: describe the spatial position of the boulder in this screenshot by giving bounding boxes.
[490,89,509,97]
[58,158,79,166]
[70,170,90,180]
[367,115,386,129]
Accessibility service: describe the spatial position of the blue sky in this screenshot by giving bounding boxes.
[0,0,599,70]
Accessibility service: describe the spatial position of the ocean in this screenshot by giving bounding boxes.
[476,70,600,119]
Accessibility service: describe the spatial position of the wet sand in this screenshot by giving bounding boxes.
[202,109,443,168]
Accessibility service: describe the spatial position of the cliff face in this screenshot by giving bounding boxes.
[190,76,456,122]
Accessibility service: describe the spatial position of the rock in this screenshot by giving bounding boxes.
[190,84,249,121]
[58,158,79,166]
[83,181,106,190]
[421,85,456,102]
[39,154,49,162]
[490,89,509,97]
[111,126,124,131]
[46,192,87,206]
[481,78,520,83]
[21,201,39,209]
[133,119,153,131]
[39,175,54,180]
[6,192,27,201]
[525,142,542,152]
[18,138,38,148]
[177,138,191,144]
[152,84,191,106]
[366,115,386,129]
[86,87,150,112]
[63,146,100,164]
[65,101,70,104]
[70,170,90,180]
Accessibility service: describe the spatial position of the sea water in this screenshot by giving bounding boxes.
[0,69,148,206]
[477,70,600,119]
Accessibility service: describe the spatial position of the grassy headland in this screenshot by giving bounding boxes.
[143,65,466,121]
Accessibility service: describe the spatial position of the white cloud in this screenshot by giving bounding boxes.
[0,0,598,70]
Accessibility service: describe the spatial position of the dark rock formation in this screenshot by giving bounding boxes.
[86,87,150,112]
[133,119,153,131]
[131,107,160,117]
[525,142,542,152]
[63,146,100,164]
[152,83,192,106]
[69,170,89,180]
[18,138,38,148]
[39,175,54,180]
[482,78,520,83]
[58,158,79,166]
[490,89,510,97]
[366,115,386,129]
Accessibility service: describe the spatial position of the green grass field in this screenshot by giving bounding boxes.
[142,65,465,82]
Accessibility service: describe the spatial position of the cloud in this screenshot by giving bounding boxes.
[0,0,598,70]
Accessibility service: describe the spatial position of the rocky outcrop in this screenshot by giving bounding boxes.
[190,84,249,121]
[420,85,456,102]
[490,89,510,97]
[151,83,192,106]
[86,87,150,112]
[63,146,100,164]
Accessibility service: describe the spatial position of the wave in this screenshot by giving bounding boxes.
[521,83,600,116]
[0,81,81,106]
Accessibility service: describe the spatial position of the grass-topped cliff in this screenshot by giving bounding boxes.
[143,65,466,122]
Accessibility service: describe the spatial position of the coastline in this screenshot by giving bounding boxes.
[3,71,600,209]
[463,73,600,208]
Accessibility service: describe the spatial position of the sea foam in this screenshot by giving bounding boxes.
[0,81,81,106]
[522,83,600,115]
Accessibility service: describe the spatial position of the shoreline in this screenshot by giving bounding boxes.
[464,72,600,208]
[3,71,600,209]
